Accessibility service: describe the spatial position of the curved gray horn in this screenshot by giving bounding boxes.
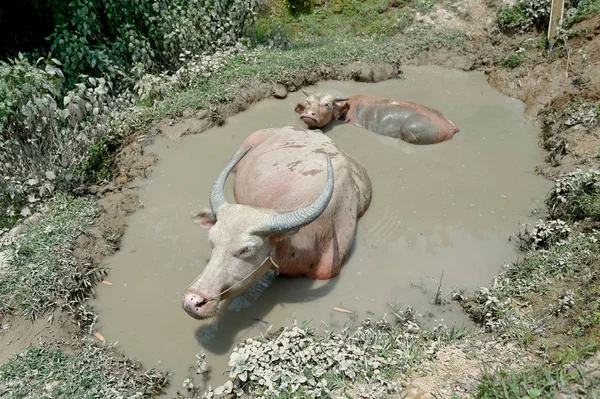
[263,157,334,234]
[302,89,314,97]
[333,97,349,102]
[210,147,252,216]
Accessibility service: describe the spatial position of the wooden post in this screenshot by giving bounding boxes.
[548,0,565,46]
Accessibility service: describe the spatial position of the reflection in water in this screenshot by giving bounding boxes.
[94,65,552,397]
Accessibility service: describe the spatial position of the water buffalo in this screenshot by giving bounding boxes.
[294,90,459,145]
[182,126,372,320]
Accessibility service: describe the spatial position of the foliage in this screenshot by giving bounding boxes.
[546,169,600,221]
[0,55,113,218]
[186,311,460,398]
[285,0,314,16]
[0,1,259,223]
[36,0,258,88]
[565,0,600,28]
[0,341,169,398]
[0,195,101,319]
[501,52,524,68]
[517,219,571,250]
[476,363,569,398]
[497,0,551,34]
[466,232,599,332]
[252,0,415,47]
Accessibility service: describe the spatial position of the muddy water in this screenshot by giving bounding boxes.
[95,66,551,397]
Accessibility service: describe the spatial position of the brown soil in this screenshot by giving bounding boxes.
[0,310,77,364]
[2,1,600,397]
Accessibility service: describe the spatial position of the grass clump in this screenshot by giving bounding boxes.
[501,52,524,68]
[0,195,101,319]
[184,311,464,398]
[565,0,600,28]
[546,169,600,221]
[0,341,169,398]
[79,134,120,183]
[465,232,600,333]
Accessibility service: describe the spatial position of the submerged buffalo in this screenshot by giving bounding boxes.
[295,90,459,145]
[183,126,372,320]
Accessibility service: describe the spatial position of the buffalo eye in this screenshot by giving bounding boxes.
[237,245,256,258]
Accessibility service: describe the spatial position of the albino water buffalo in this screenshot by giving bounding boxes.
[182,126,372,320]
[295,90,459,145]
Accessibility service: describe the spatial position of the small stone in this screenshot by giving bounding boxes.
[273,84,287,99]
[182,108,195,119]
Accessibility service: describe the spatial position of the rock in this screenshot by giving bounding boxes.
[273,83,287,99]
[182,108,195,119]
[195,109,209,120]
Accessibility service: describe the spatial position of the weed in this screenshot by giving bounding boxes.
[0,195,101,320]
[565,0,600,28]
[0,340,169,398]
[501,52,524,68]
[497,0,551,34]
[546,170,600,221]
[498,3,529,33]
[464,232,600,332]
[80,134,120,183]
[475,363,568,398]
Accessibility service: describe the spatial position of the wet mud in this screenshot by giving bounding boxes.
[94,66,552,396]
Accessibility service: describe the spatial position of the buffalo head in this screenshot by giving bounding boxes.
[294,90,349,128]
[182,147,334,319]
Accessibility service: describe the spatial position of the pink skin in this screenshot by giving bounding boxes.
[182,126,372,319]
[295,92,459,145]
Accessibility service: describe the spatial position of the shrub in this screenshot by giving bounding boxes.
[43,0,258,88]
[0,54,113,217]
[546,169,600,221]
[497,0,551,34]
[501,52,524,68]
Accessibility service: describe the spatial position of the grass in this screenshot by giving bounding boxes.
[476,341,600,398]
[130,23,466,124]
[565,0,600,28]
[253,0,416,45]
[0,341,169,398]
[80,134,121,183]
[501,52,524,68]
[0,195,101,319]
[497,3,528,33]
[546,170,600,222]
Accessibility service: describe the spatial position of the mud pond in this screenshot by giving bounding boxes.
[95,65,552,396]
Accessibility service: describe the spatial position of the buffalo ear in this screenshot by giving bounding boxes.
[334,102,349,120]
[294,103,305,113]
[193,209,216,229]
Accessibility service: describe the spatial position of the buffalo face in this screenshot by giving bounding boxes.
[182,148,334,320]
[295,90,349,129]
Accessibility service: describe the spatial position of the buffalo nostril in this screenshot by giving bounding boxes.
[194,298,207,308]
[184,293,208,312]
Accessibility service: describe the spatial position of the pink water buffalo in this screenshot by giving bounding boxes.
[295,90,459,145]
[182,126,372,320]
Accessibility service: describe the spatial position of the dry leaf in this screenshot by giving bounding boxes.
[93,331,105,342]
[101,280,113,286]
[333,306,353,314]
